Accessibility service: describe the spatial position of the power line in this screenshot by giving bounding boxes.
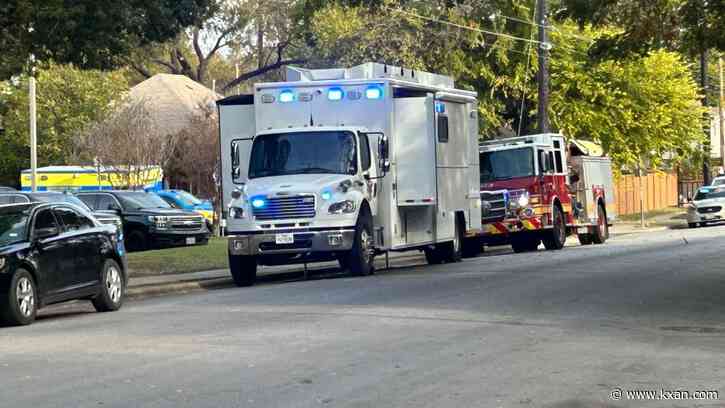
[389,7,547,45]
[517,0,539,137]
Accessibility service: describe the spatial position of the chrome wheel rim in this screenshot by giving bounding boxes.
[361,228,374,264]
[16,277,34,317]
[106,266,122,304]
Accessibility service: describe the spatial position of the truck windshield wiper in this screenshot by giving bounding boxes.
[494,176,513,181]
[295,168,337,174]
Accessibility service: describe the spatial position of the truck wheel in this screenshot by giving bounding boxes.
[578,234,593,245]
[511,235,540,253]
[440,218,464,263]
[592,204,608,244]
[229,254,257,287]
[688,222,698,228]
[0,270,37,326]
[543,205,566,250]
[424,247,443,264]
[346,211,375,276]
[125,230,148,252]
[462,237,483,258]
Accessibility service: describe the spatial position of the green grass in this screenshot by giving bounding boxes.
[127,237,228,276]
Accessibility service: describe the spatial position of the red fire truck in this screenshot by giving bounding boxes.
[475,133,616,253]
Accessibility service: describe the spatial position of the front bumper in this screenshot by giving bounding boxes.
[150,230,211,248]
[481,216,548,236]
[687,208,725,224]
[228,228,356,256]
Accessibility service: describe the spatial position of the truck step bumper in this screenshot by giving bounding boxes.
[228,229,356,256]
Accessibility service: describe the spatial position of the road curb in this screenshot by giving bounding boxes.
[127,277,234,298]
[126,252,426,299]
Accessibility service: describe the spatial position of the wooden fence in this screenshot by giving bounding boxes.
[613,172,679,215]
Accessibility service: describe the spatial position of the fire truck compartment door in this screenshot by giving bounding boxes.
[393,95,436,206]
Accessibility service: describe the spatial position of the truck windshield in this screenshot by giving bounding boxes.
[480,147,535,183]
[248,131,357,179]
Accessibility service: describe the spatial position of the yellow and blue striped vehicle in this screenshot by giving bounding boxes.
[20,166,163,192]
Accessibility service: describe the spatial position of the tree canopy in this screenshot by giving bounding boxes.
[0,63,128,186]
[0,0,213,79]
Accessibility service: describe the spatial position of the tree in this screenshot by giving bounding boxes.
[78,99,178,190]
[549,25,707,169]
[0,63,128,186]
[0,0,214,79]
[166,107,220,201]
[127,0,305,93]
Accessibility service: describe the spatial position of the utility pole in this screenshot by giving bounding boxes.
[29,76,37,192]
[701,49,711,185]
[719,54,724,170]
[536,0,550,133]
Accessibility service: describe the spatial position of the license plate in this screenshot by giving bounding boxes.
[186,237,196,245]
[275,233,294,244]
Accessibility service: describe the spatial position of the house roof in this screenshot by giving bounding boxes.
[127,74,222,136]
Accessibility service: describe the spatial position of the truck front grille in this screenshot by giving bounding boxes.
[697,206,722,214]
[168,216,204,230]
[480,191,507,222]
[252,195,316,221]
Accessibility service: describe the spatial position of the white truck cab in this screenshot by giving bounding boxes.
[217,63,482,286]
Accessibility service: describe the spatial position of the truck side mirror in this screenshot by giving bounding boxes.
[569,174,580,184]
[378,136,390,174]
[538,151,550,174]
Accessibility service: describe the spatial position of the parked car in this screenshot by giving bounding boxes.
[0,202,127,325]
[75,190,210,251]
[686,186,725,227]
[0,191,123,232]
[156,190,214,227]
[710,176,725,187]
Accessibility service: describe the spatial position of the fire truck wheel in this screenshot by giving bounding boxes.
[578,234,593,245]
[229,254,257,287]
[511,235,540,253]
[543,205,566,250]
[442,218,464,262]
[346,211,375,276]
[592,204,608,244]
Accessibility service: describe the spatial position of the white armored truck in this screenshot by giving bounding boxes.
[217,63,482,286]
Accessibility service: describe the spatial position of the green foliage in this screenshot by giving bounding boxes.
[549,25,707,168]
[0,63,128,186]
[305,1,707,170]
[0,0,214,79]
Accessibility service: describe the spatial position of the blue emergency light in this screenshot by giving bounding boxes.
[435,101,446,113]
[251,198,266,208]
[279,89,295,103]
[321,190,332,201]
[328,87,344,101]
[365,85,383,100]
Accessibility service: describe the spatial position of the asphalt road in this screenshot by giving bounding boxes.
[3,226,725,408]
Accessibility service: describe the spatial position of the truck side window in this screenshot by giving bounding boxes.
[359,134,371,171]
[437,115,449,143]
[554,150,563,173]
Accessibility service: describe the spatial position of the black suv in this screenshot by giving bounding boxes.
[76,191,210,251]
[0,203,127,325]
[0,191,122,230]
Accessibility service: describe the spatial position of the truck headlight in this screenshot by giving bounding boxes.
[229,207,245,219]
[517,193,529,208]
[329,200,356,214]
